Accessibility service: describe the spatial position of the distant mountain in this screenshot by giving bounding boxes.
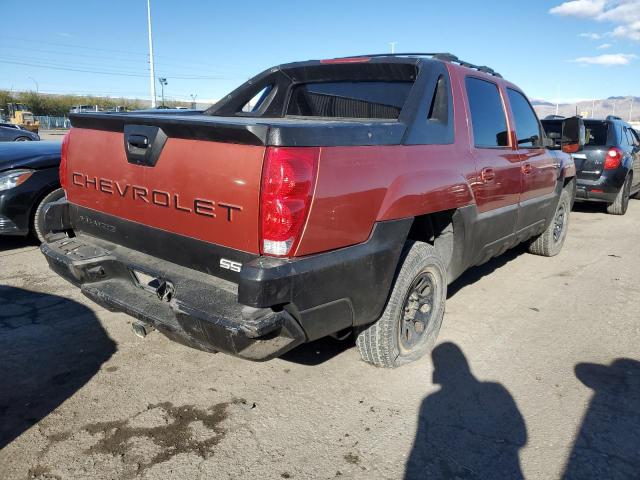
[533,96,640,122]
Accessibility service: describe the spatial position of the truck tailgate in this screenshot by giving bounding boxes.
[65,128,265,254]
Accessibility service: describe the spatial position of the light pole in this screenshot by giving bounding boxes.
[190,94,197,109]
[28,77,39,94]
[389,41,397,54]
[158,77,167,107]
[147,0,157,108]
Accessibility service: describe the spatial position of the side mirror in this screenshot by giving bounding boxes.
[562,116,585,154]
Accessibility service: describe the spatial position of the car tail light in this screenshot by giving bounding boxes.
[604,147,623,170]
[260,146,320,256]
[60,131,71,191]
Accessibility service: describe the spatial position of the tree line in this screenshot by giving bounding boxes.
[0,90,190,117]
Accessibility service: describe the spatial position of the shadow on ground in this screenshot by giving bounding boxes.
[405,342,527,479]
[562,358,640,479]
[0,286,116,449]
[280,336,352,366]
[448,243,528,298]
[0,236,39,252]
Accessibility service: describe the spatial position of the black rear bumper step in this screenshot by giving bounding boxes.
[41,237,305,360]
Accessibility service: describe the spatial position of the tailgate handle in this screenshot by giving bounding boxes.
[123,125,167,167]
[127,134,149,149]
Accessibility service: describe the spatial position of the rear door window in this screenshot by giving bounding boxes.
[584,122,609,146]
[286,81,413,119]
[465,77,509,148]
[507,89,542,148]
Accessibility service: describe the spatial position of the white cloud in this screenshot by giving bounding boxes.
[579,32,603,39]
[572,53,637,65]
[597,42,614,48]
[550,0,606,18]
[551,0,640,41]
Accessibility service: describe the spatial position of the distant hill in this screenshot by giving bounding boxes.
[533,96,640,122]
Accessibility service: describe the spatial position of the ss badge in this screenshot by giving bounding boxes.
[220,258,242,272]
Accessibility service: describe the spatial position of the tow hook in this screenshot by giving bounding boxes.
[156,280,175,302]
[132,321,154,338]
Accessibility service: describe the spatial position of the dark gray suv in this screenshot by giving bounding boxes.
[542,115,640,215]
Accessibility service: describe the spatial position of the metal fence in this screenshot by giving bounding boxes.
[35,116,71,130]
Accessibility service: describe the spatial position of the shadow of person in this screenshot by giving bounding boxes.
[562,359,640,479]
[405,342,527,480]
[0,286,116,448]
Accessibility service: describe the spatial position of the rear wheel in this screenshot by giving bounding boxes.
[14,136,31,142]
[33,188,65,243]
[356,241,447,368]
[607,175,631,215]
[528,185,571,257]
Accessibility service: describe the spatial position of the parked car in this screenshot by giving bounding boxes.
[0,141,64,242]
[542,115,640,215]
[0,123,41,142]
[40,53,582,367]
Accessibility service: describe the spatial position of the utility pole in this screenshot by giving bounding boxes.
[591,98,595,118]
[147,0,157,108]
[190,94,197,109]
[629,97,634,122]
[389,42,397,54]
[612,99,616,116]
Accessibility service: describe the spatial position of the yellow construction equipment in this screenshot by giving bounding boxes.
[7,103,39,133]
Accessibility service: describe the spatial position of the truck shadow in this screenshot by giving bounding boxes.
[280,336,352,366]
[562,358,640,479]
[0,286,116,449]
[572,202,607,214]
[405,342,527,479]
[0,236,39,252]
[447,243,528,299]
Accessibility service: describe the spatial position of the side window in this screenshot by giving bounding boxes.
[632,129,640,146]
[465,77,509,148]
[507,89,542,148]
[428,75,448,124]
[624,127,636,146]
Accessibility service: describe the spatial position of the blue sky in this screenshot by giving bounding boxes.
[1,0,639,104]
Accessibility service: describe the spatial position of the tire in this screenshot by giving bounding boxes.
[33,188,65,243]
[606,175,631,215]
[14,136,31,142]
[528,185,571,257]
[356,241,447,368]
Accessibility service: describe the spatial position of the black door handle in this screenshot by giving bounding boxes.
[127,134,149,149]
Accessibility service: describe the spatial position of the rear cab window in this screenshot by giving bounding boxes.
[465,77,509,148]
[287,81,412,119]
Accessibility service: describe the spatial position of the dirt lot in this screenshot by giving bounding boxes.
[0,202,638,479]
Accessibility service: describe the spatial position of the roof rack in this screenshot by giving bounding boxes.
[326,53,502,78]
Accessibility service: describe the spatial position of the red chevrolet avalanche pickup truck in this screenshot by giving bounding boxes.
[41,53,582,367]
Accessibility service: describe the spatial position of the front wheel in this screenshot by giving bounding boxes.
[33,188,65,243]
[607,175,631,215]
[356,241,447,368]
[14,136,31,142]
[528,185,572,257]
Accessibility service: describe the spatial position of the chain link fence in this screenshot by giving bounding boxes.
[36,116,71,130]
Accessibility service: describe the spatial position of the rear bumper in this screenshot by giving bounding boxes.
[575,173,624,203]
[40,199,411,360]
[41,236,305,360]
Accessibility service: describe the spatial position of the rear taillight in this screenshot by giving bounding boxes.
[604,147,623,170]
[59,131,71,191]
[260,147,320,256]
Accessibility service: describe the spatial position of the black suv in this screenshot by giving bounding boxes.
[542,115,640,215]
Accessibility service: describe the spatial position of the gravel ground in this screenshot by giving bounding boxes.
[0,202,638,479]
